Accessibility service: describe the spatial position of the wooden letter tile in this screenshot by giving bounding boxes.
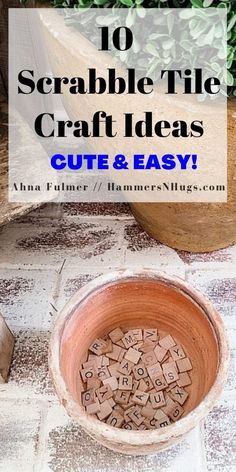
[96,384,113,402]
[80,366,97,383]
[162,361,179,384]
[124,347,142,364]
[115,390,131,405]
[140,341,156,353]
[97,366,110,381]
[133,364,148,380]
[177,372,192,387]
[143,418,157,429]
[108,362,120,378]
[106,344,122,361]
[118,375,133,391]
[122,331,136,349]
[152,374,168,392]
[141,351,158,367]
[170,386,188,405]
[82,388,95,406]
[106,411,124,428]
[159,335,176,350]
[169,344,186,361]
[128,407,145,426]
[169,403,184,422]
[144,329,158,342]
[147,363,162,380]
[176,357,193,372]
[131,329,143,341]
[154,344,167,362]
[97,400,113,421]
[150,391,166,409]
[108,328,124,343]
[86,399,101,415]
[103,376,118,391]
[132,390,149,406]
[118,358,134,376]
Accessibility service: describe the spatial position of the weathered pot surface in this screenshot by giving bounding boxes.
[49,268,229,455]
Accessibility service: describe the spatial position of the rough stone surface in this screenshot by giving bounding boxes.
[0,202,234,471]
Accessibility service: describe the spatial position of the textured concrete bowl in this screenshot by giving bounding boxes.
[49,269,229,455]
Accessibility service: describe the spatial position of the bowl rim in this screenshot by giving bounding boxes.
[49,268,229,446]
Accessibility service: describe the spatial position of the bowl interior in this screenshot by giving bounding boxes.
[59,277,219,417]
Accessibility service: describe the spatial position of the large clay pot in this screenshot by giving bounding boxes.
[39,10,236,253]
[131,100,236,252]
[49,269,229,455]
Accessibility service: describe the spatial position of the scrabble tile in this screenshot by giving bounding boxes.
[108,362,120,378]
[124,405,136,420]
[141,350,157,367]
[162,361,179,384]
[143,376,153,390]
[82,360,97,370]
[154,409,171,427]
[132,390,149,406]
[123,401,135,411]
[122,331,137,348]
[89,338,112,355]
[87,377,102,390]
[131,329,143,341]
[162,393,177,415]
[150,391,166,409]
[108,397,116,408]
[169,344,186,361]
[154,408,169,421]
[116,340,125,348]
[133,342,143,351]
[133,363,148,380]
[138,424,147,430]
[97,400,113,420]
[144,329,158,342]
[159,335,176,350]
[86,399,101,415]
[118,358,134,375]
[176,357,193,372]
[170,386,189,405]
[118,348,126,362]
[80,366,97,383]
[100,355,110,367]
[166,381,177,392]
[113,404,124,413]
[124,347,142,364]
[122,422,137,430]
[108,328,124,343]
[177,372,192,387]
[97,366,110,380]
[128,406,145,426]
[96,384,113,402]
[103,376,119,391]
[82,388,95,406]
[139,341,156,353]
[106,411,124,428]
[115,390,131,405]
[147,363,162,380]
[154,344,167,362]
[118,375,133,391]
[168,403,184,422]
[138,379,149,392]
[143,418,157,429]
[132,379,139,393]
[106,344,123,361]
[141,403,155,419]
[152,374,168,392]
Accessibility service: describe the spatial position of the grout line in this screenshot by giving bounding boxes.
[200,420,209,472]
[34,402,50,472]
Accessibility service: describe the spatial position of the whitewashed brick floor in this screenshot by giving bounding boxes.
[0,203,235,472]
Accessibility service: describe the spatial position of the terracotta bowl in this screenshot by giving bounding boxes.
[49,269,229,455]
